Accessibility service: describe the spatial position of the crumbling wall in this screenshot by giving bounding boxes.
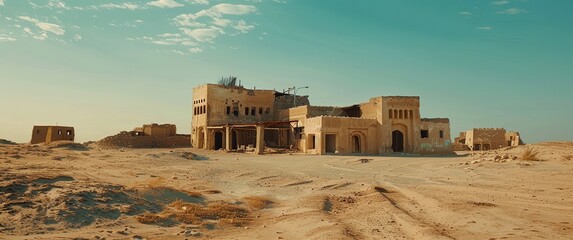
[274,95,309,110]
[98,132,190,148]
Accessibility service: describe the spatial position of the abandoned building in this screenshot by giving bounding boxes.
[191,83,452,155]
[98,123,190,148]
[454,128,524,151]
[30,126,75,144]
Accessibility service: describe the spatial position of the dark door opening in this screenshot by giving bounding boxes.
[214,132,223,150]
[392,130,404,152]
[325,134,337,153]
[232,131,237,150]
[352,135,361,153]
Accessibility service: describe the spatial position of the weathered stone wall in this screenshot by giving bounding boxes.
[98,131,190,148]
[274,95,309,110]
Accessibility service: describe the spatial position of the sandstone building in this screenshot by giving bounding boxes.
[192,84,452,155]
[454,128,524,151]
[30,126,75,144]
[98,124,190,148]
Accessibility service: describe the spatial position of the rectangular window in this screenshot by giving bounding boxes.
[58,130,62,135]
[421,130,429,138]
[259,107,263,115]
[251,107,256,116]
[226,106,231,115]
[66,130,72,136]
[245,107,249,115]
[439,130,444,139]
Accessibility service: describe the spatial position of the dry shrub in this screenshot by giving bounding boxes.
[167,200,250,225]
[136,212,170,224]
[521,147,541,161]
[183,190,203,198]
[562,155,573,161]
[243,196,273,210]
[203,190,222,194]
[147,177,167,188]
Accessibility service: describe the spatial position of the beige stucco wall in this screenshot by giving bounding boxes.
[466,128,507,150]
[142,124,176,137]
[31,126,75,144]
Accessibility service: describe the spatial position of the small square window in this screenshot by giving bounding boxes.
[421,130,429,138]
[439,130,444,139]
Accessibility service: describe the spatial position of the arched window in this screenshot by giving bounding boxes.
[389,109,393,119]
[394,109,398,119]
[404,110,408,119]
[399,110,403,119]
[410,110,414,119]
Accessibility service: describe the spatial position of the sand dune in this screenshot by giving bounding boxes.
[1,143,572,239]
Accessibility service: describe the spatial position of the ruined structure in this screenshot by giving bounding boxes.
[192,84,452,155]
[98,124,190,148]
[454,128,524,151]
[30,126,75,144]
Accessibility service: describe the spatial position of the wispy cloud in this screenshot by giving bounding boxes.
[497,8,527,15]
[493,0,510,5]
[18,16,65,35]
[181,4,257,20]
[182,27,223,42]
[185,0,209,4]
[477,26,493,31]
[0,35,16,42]
[189,47,203,53]
[0,0,4,6]
[458,11,472,16]
[147,0,184,8]
[99,3,140,10]
[172,3,258,48]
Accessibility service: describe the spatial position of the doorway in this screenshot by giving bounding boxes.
[214,131,223,150]
[392,130,404,152]
[352,135,361,153]
[325,134,337,153]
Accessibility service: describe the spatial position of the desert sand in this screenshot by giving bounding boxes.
[1,141,572,239]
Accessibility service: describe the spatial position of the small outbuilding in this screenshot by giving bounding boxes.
[30,126,75,144]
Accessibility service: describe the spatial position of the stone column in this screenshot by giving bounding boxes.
[204,129,210,150]
[225,126,231,151]
[255,125,265,155]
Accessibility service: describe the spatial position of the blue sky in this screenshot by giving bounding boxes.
[0,0,572,143]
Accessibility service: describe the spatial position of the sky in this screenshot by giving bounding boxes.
[0,0,572,144]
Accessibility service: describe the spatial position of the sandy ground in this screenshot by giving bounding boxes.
[1,141,572,240]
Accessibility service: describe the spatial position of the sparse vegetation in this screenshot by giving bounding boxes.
[243,196,274,209]
[521,147,541,161]
[562,155,572,161]
[136,213,170,224]
[162,200,251,226]
[147,177,167,188]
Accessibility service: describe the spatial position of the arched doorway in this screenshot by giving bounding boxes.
[392,130,404,152]
[214,131,224,150]
[352,135,361,153]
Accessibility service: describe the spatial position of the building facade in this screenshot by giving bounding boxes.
[454,128,524,151]
[30,126,75,144]
[192,84,453,155]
